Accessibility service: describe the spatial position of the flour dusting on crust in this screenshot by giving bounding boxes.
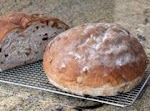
[44,23,147,96]
[66,23,142,71]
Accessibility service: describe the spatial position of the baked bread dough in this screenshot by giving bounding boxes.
[43,23,148,96]
[0,12,68,71]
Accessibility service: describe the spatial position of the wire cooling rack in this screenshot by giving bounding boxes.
[0,61,149,107]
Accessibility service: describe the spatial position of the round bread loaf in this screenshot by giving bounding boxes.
[43,23,148,96]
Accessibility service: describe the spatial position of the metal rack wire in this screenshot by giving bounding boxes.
[0,61,149,107]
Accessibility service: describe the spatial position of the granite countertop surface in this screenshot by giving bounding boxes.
[0,0,150,111]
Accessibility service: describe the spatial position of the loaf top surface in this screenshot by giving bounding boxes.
[44,23,148,88]
[0,12,69,42]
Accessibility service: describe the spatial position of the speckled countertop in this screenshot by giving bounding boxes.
[0,0,150,111]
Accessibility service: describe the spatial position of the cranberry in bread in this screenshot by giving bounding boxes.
[0,12,69,71]
[43,23,147,96]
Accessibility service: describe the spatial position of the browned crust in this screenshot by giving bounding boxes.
[43,23,148,89]
[0,12,69,42]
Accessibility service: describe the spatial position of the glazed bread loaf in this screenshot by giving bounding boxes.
[0,12,69,71]
[43,23,148,96]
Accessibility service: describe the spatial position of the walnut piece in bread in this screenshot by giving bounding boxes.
[43,23,148,96]
[0,12,69,71]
